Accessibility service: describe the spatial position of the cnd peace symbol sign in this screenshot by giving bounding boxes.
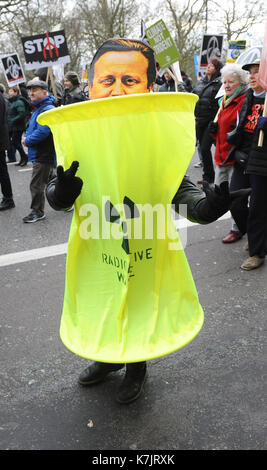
[6,56,21,79]
[206,36,221,60]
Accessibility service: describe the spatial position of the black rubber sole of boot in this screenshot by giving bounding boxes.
[116,375,146,404]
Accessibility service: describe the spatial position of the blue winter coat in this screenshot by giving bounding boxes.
[25,94,56,162]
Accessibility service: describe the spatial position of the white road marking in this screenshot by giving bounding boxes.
[175,211,230,228]
[0,213,231,268]
[0,243,68,267]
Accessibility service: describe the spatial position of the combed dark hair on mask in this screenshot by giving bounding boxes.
[89,38,156,88]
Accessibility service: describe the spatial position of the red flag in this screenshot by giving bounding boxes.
[258,22,267,146]
[258,21,267,90]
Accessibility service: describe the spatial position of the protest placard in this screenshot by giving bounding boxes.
[227,40,246,63]
[145,19,180,69]
[81,64,88,83]
[199,34,224,74]
[21,29,70,70]
[258,22,267,90]
[0,52,26,86]
[257,21,267,146]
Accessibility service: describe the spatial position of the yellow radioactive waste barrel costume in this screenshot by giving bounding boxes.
[39,92,204,363]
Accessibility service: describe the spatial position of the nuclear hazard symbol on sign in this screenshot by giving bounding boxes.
[21,29,70,70]
[0,52,26,86]
[105,196,140,255]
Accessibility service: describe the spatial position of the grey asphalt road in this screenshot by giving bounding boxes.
[0,153,266,451]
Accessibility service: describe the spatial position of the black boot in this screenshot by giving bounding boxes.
[78,361,124,385]
[0,197,15,211]
[20,159,28,167]
[116,362,147,404]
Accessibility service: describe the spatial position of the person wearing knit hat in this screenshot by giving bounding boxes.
[209,57,223,74]
[64,71,80,86]
[62,71,87,106]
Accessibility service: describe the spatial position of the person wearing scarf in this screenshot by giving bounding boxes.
[225,59,267,270]
[208,64,248,244]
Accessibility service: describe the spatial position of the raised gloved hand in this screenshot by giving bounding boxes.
[53,161,83,208]
[257,116,267,132]
[202,181,251,221]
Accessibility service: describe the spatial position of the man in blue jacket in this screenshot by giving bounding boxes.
[22,80,56,223]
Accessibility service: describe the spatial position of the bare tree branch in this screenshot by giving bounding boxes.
[210,0,266,41]
[163,0,206,73]
[0,0,26,12]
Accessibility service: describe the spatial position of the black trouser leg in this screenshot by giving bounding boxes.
[7,132,16,161]
[247,174,267,258]
[0,150,13,199]
[126,361,147,373]
[197,125,215,183]
[30,162,54,216]
[12,130,27,162]
[229,164,250,234]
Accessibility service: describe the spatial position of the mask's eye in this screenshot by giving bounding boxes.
[99,76,115,86]
[122,75,140,86]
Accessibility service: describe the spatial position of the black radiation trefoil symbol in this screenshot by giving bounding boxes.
[105,196,140,254]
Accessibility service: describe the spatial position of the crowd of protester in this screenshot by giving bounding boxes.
[0,54,266,271]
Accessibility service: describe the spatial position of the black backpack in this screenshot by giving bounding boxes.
[20,96,33,124]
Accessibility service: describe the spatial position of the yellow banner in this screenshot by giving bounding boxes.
[39,93,204,363]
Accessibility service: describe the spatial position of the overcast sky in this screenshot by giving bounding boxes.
[66,0,266,47]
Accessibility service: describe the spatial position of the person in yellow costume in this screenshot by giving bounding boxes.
[45,39,250,404]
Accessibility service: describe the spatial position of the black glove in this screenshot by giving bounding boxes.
[201,181,251,222]
[257,116,267,132]
[233,150,248,168]
[202,181,230,219]
[208,121,218,136]
[54,161,83,207]
[226,133,236,145]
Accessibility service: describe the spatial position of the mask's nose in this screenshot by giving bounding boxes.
[110,79,124,96]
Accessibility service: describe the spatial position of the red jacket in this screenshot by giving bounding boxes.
[214,93,246,166]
